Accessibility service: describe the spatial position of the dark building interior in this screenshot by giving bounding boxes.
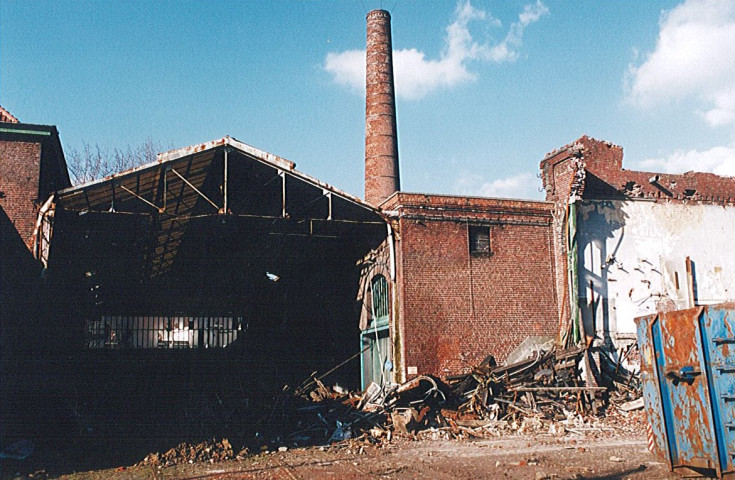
[9,138,387,450]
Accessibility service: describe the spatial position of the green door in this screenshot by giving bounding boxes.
[361,275,391,389]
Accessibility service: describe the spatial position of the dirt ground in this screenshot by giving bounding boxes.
[2,431,681,480]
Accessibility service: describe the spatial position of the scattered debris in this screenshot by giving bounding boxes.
[446,347,605,421]
[134,344,644,467]
[139,438,242,467]
[278,345,643,447]
[618,397,644,412]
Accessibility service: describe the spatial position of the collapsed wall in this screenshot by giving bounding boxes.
[541,135,735,350]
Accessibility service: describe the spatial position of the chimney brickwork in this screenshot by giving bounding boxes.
[365,9,400,206]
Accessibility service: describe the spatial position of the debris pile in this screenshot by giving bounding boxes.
[446,346,605,421]
[278,345,643,446]
[136,344,644,466]
[139,438,246,467]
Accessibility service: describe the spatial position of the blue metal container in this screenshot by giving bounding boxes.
[636,303,735,478]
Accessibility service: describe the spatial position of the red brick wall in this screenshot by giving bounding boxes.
[540,142,580,325]
[0,140,41,249]
[384,194,558,377]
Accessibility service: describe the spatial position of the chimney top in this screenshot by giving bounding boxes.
[367,9,390,20]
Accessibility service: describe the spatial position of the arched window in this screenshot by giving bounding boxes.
[370,274,389,326]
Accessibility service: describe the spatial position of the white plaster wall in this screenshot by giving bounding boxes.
[576,200,735,345]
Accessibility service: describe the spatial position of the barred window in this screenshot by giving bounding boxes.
[85,315,244,349]
[371,275,389,326]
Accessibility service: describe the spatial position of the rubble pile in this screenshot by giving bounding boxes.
[446,346,604,421]
[597,345,642,405]
[139,438,246,467]
[280,345,643,446]
[136,345,645,466]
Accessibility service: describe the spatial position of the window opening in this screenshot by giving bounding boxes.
[85,315,245,349]
[370,275,389,326]
[469,225,491,254]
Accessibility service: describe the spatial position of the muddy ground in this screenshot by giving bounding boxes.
[2,430,680,480]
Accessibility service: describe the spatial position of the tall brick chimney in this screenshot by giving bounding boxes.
[365,9,400,206]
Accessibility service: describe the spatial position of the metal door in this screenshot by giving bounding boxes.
[638,304,735,478]
[698,305,735,475]
[650,309,719,472]
[361,325,391,390]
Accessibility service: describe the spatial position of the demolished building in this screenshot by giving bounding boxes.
[40,136,387,379]
[2,124,388,438]
[541,135,735,351]
[3,8,735,443]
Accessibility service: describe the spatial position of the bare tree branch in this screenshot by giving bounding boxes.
[67,139,169,185]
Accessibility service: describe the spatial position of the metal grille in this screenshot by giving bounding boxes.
[85,315,244,349]
[371,275,389,325]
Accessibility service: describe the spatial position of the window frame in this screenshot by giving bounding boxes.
[468,225,492,255]
[370,274,390,327]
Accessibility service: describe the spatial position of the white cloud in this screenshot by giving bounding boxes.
[324,0,548,100]
[636,145,735,177]
[324,50,364,92]
[453,171,544,200]
[626,0,735,127]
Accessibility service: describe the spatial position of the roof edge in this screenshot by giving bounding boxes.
[386,191,552,205]
[157,136,297,172]
[56,135,381,214]
[0,122,59,136]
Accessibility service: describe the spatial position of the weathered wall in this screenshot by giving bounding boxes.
[384,194,558,378]
[0,140,42,248]
[540,136,625,328]
[541,135,735,350]
[577,199,735,346]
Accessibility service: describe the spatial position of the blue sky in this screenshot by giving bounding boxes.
[2,0,734,199]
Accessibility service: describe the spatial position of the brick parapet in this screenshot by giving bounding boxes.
[383,193,553,223]
[541,135,735,205]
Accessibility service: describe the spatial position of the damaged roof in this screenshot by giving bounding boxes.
[543,135,735,204]
[47,137,387,312]
[0,105,19,123]
[58,136,374,213]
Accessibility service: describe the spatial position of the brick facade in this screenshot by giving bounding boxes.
[381,193,559,378]
[1,116,72,438]
[0,140,43,248]
[0,123,70,250]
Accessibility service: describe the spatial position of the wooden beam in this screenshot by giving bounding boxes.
[686,256,696,307]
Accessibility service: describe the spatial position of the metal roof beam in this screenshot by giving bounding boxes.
[119,184,162,213]
[170,167,220,212]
